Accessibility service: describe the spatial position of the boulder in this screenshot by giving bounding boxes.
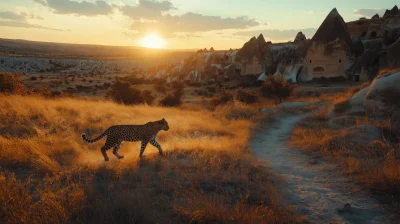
[330,72,400,117]
[364,72,400,115]
[328,85,370,117]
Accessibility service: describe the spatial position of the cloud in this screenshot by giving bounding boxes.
[353,8,386,18]
[0,11,30,21]
[119,0,176,20]
[233,28,316,41]
[0,10,64,31]
[0,20,66,31]
[33,0,113,16]
[33,0,48,5]
[130,13,260,38]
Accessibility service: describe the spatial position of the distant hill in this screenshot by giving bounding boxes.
[0,38,194,62]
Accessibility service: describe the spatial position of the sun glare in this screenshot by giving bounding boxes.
[140,33,166,49]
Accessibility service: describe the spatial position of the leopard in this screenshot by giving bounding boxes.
[82,118,169,161]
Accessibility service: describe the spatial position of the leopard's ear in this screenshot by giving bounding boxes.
[162,118,166,121]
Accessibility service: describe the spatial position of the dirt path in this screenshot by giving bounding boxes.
[251,112,389,224]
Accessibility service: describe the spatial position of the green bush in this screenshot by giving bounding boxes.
[235,88,258,104]
[260,76,294,102]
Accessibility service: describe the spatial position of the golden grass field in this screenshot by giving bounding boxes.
[0,94,306,224]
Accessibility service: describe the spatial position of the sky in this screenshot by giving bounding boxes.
[0,0,398,49]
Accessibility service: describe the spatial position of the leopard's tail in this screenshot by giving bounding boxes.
[82,132,106,143]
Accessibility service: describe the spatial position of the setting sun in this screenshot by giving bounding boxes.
[140,33,166,49]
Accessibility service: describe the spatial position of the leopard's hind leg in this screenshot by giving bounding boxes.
[101,138,114,161]
[113,142,124,159]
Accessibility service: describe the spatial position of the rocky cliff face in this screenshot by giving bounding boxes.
[387,38,400,67]
[347,5,400,45]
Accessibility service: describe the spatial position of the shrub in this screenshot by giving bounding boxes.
[0,72,27,95]
[333,99,350,114]
[141,89,155,105]
[103,82,111,88]
[118,75,148,85]
[159,93,182,107]
[380,88,400,108]
[154,80,167,93]
[171,81,185,96]
[207,86,217,93]
[107,80,144,105]
[107,80,155,105]
[159,81,185,107]
[260,76,294,102]
[235,88,258,104]
[210,88,234,108]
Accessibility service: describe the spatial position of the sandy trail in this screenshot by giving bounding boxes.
[251,112,389,224]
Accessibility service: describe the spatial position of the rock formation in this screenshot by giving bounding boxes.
[387,38,400,67]
[305,8,351,80]
[312,8,351,46]
[347,5,400,44]
[331,71,400,117]
[350,36,365,57]
[235,34,272,76]
[294,32,306,43]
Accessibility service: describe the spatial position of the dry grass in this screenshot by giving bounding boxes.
[377,68,400,78]
[0,94,303,224]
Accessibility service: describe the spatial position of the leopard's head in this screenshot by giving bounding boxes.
[159,118,169,131]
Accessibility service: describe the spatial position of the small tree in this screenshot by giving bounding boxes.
[210,88,234,108]
[141,89,155,105]
[0,72,26,95]
[107,80,144,105]
[260,76,293,102]
[171,81,184,95]
[154,79,167,93]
